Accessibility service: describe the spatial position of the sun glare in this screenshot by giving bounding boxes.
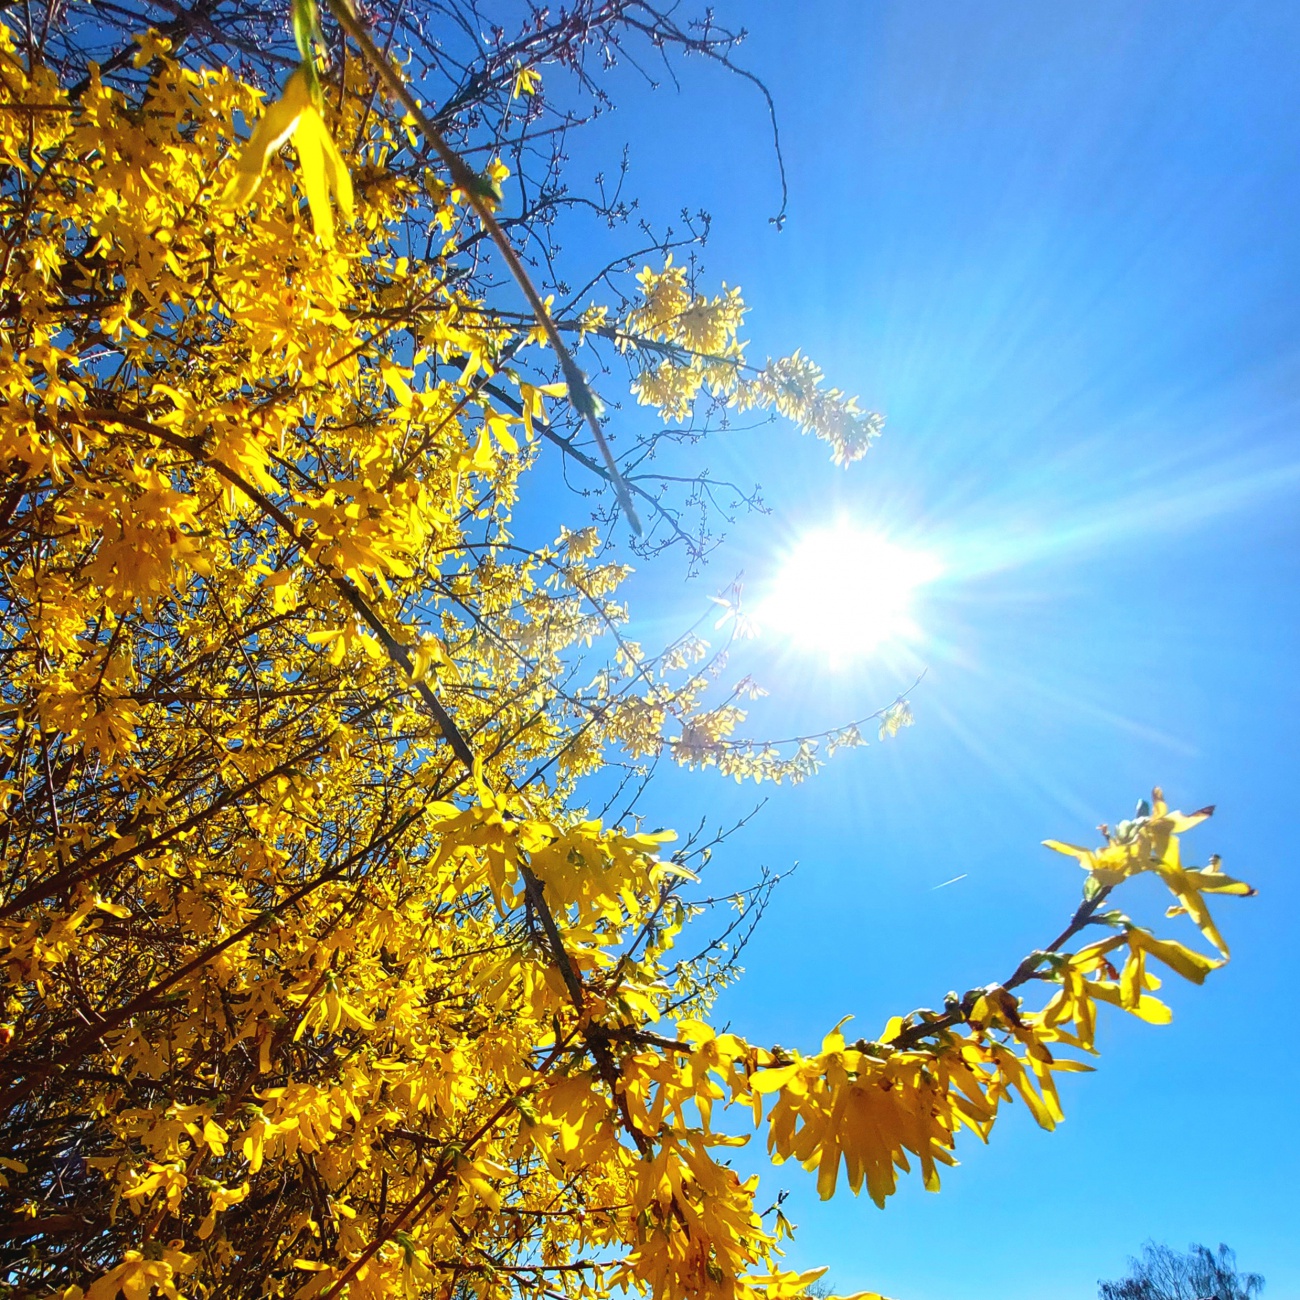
[756,523,941,662]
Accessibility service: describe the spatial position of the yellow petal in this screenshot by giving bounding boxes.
[316,112,354,220]
[293,110,335,246]
[219,70,312,207]
[220,166,267,210]
[749,1063,802,1094]
[1128,930,1222,984]
[1042,839,1093,866]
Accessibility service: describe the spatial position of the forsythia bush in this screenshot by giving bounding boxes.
[0,7,1254,1300]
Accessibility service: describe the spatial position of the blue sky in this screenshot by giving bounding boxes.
[549,2,1300,1297]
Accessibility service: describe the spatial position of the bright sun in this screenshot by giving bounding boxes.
[756,523,941,661]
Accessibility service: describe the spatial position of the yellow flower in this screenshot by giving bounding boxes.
[512,63,542,99]
[220,63,353,246]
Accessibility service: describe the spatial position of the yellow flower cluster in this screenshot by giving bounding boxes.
[734,352,884,466]
[625,261,883,464]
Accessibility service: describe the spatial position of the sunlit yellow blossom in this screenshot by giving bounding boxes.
[220,63,354,245]
[512,63,543,98]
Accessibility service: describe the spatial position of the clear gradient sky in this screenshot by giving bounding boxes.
[554,3,1300,1297]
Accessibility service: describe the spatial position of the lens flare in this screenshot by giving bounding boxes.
[756,523,941,662]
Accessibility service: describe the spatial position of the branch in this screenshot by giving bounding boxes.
[323,0,644,535]
[888,885,1114,1052]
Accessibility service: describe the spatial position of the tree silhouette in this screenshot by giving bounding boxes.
[1100,1242,1265,1300]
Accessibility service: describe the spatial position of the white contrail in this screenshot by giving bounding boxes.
[931,873,967,890]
